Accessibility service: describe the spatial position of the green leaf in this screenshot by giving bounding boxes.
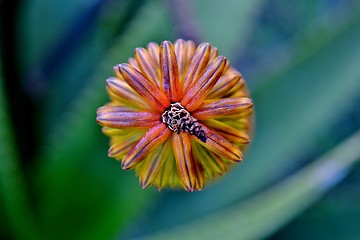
[19,0,98,66]
[273,162,360,240]
[39,0,146,130]
[0,63,39,239]
[194,0,267,59]
[227,13,360,201]
[142,130,360,240]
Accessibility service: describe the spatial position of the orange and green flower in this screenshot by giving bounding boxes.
[96,39,253,192]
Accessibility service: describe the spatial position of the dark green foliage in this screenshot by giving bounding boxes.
[1,0,360,239]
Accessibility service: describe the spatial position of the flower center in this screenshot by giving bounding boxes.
[162,102,206,143]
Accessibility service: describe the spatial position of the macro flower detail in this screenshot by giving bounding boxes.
[96,39,253,192]
[161,102,207,142]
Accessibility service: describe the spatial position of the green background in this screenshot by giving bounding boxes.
[1,0,360,239]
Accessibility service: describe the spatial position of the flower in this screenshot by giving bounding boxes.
[96,39,253,192]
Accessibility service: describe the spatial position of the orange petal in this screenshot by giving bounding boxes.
[108,131,144,159]
[182,42,211,93]
[96,105,160,128]
[135,47,161,87]
[209,46,218,61]
[160,41,181,102]
[181,56,227,112]
[172,132,196,192]
[122,123,171,170]
[192,97,253,120]
[185,40,196,64]
[116,63,170,112]
[139,139,171,189]
[203,119,250,144]
[174,39,195,83]
[106,77,150,110]
[174,39,187,82]
[146,42,160,67]
[207,72,243,99]
[192,124,243,162]
[128,57,139,70]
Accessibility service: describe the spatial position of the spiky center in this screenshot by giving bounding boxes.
[162,102,206,142]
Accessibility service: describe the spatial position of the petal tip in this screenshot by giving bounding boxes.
[121,160,131,170]
[140,180,151,189]
[234,151,244,162]
[105,77,116,86]
[108,147,115,157]
[161,40,172,46]
[96,118,102,126]
[113,64,121,72]
[184,185,195,192]
[117,63,129,72]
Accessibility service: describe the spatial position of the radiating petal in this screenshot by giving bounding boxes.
[181,56,227,112]
[228,84,250,98]
[139,139,171,189]
[207,72,243,99]
[204,119,250,144]
[108,130,145,159]
[106,87,124,105]
[174,39,195,83]
[227,76,249,98]
[128,57,139,70]
[185,40,196,63]
[222,116,253,137]
[96,105,160,128]
[192,97,253,120]
[160,41,181,101]
[106,77,150,110]
[174,39,187,82]
[193,142,227,177]
[172,132,196,192]
[116,63,170,112]
[135,47,161,87]
[193,124,243,162]
[146,42,160,67]
[122,123,171,170]
[194,157,205,191]
[182,42,211,93]
[153,149,179,190]
[209,46,218,61]
[102,127,135,137]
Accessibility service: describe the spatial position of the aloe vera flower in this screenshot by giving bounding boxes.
[96,39,253,192]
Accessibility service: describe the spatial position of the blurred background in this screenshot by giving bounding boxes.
[1,0,360,239]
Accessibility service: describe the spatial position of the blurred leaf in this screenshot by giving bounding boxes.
[38,0,146,130]
[194,0,266,59]
[132,4,360,236]
[142,130,360,240]
[0,64,39,239]
[270,97,360,240]
[35,1,173,239]
[19,0,100,66]
[272,164,360,240]
[232,13,360,202]
[246,1,360,86]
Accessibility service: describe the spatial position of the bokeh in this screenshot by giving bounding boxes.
[1,0,360,239]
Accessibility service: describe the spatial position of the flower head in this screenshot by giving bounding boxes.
[96,39,253,192]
